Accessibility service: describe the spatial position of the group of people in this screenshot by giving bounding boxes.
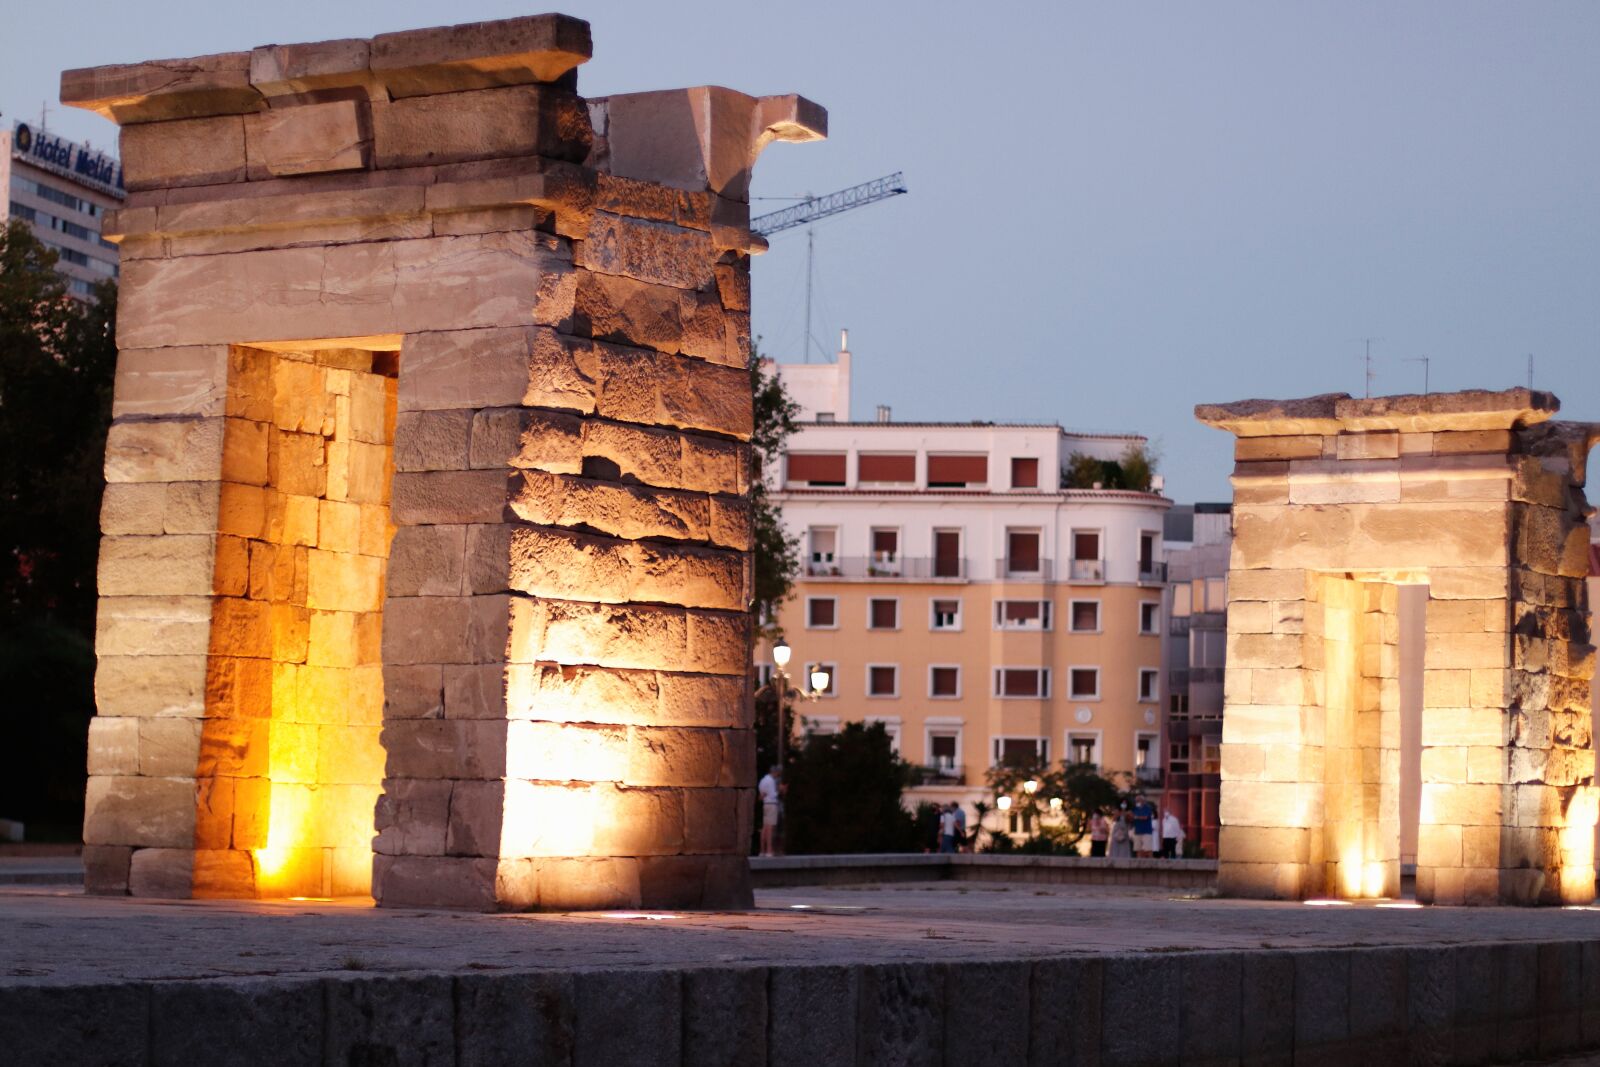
[936,802,968,853]
[1087,794,1187,859]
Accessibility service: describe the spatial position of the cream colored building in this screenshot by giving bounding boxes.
[1,121,122,299]
[761,347,1171,812]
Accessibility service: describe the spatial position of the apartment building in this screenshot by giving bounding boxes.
[1159,503,1232,857]
[761,346,1171,813]
[1,121,123,299]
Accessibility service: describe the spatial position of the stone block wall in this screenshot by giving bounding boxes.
[1200,391,1600,904]
[68,14,824,909]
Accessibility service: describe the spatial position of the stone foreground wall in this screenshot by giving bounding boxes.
[1200,390,1600,905]
[67,14,824,908]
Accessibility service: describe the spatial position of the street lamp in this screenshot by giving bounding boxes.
[763,640,829,856]
[1023,779,1039,796]
[996,795,1013,811]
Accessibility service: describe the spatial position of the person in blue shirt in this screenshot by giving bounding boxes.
[1130,794,1158,859]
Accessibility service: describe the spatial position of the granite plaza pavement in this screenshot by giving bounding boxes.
[7,877,1600,1065]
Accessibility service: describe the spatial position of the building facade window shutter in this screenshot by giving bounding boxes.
[808,599,836,627]
[1072,601,1099,631]
[934,530,962,577]
[926,454,988,486]
[1073,531,1101,560]
[870,599,898,629]
[858,454,915,483]
[1008,531,1040,571]
[869,666,897,695]
[931,667,959,695]
[999,668,1042,697]
[1010,457,1039,489]
[787,453,846,484]
[872,529,899,555]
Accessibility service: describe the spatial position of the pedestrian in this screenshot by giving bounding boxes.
[1130,792,1157,859]
[938,804,958,854]
[1161,808,1186,859]
[1088,810,1110,857]
[757,764,781,856]
[1108,806,1133,859]
[952,803,969,852]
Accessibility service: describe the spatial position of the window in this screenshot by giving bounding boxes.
[1139,602,1160,635]
[996,600,1051,630]
[1072,530,1101,560]
[806,597,837,629]
[867,664,898,697]
[1006,529,1041,573]
[1173,583,1193,617]
[1010,457,1039,489]
[804,662,836,697]
[868,598,899,630]
[926,453,988,487]
[788,453,846,486]
[1135,733,1157,772]
[1139,668,1160,702]
[993,736,1048,767]
[931,599,962,631]
[1169,741,1191,773]
[995,668,1049,699]
[933,529,963,578]
[1068,667,1100,700]
[1170,692,1189,717]
[9,201,37,222]
[858,454,915,483]
[1201,739,1221,774]
[807,527,838,574]
[1069,600,1100,633]
[1139,531,1159,576]
[928,727,962,771]
[930,666,961,698]
[1068,733,1100,768]
[870,528,900,574]
[753,663,774,690]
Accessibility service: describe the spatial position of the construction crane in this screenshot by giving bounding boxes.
[751,172,908,362]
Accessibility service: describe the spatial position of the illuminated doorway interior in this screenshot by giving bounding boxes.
[194,340,397,897]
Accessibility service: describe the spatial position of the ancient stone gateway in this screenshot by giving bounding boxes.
[68,14,823,910]
[1200,390,1600,905]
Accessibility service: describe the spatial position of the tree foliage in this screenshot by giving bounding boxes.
[783,722,921,854]
[0,221,117,833]
[749,342,800,636]
[1061,442,1161,492]
[983,758,1127,853]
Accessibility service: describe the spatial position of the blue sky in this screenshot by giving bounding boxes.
[7,1,1598,499]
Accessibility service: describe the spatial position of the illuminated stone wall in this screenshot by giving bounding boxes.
[1200,390,1599,905]
[70,14,824,909]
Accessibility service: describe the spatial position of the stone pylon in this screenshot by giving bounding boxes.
[1199,390,1600,905]
[67,14,824,910]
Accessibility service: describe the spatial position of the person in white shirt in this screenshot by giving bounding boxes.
[1161,809,1186,859]
[758,765,782,856]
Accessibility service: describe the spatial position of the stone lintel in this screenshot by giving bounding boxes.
[1197,389,1560,438]
[62,14,593,124]
[102,159,596,242]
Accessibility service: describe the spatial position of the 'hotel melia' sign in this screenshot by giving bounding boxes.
[12,122,125,199]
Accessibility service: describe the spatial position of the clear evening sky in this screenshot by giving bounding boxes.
[6,2,1597,501]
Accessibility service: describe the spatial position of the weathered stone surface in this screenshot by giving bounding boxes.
[121,114,248,191]
[456,971,577,1066]
[372,85,591,169]
[370,14,592,97]
[63,51,263,124]
[150,979,323,1065]
[575,211,716,290]
[244,100,369,178]
[324,975,455,1065]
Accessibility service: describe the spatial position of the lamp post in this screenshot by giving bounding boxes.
[766,641,829,856]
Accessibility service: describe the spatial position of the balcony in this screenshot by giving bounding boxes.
[1138,561,1168,584]
[1135,766,1164,787]
[913,764,966,786]
[1169,667,1225,689]
[1067,559,1104,583]
[804,556,969,580]
[996,558,1054,581]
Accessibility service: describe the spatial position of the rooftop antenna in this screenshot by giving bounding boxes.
[1403,356,1430,395]
[1527,354,1534,390]
[752,173,908,363]
[1353,337,1380,398]
[38,100,49,129]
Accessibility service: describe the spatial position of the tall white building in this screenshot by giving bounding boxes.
[1,121,123,299]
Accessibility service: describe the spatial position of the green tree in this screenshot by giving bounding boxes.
[783,722,921,853]
[0,220,118,834]
[749,341,800,637]
[984,759,1126,853]
[1061,442,1160,492]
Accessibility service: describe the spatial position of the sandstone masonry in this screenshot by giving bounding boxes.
[68,14,824,910]
[1199,390,1600,905]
